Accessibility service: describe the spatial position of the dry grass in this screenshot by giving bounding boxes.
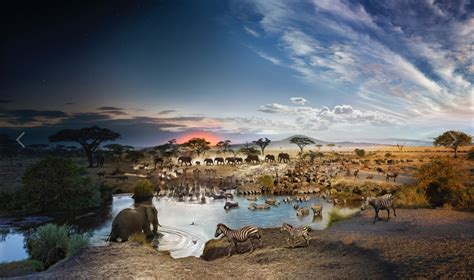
[395,185,430,208]
[327,208,352,227]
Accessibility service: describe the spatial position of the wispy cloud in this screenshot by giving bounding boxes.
[244,26,260,38]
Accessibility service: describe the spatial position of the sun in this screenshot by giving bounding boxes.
[177,131,220,145]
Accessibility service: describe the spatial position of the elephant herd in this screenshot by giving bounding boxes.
[176,153,291,166]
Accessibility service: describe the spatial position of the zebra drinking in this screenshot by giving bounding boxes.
[214,223,262,257]
[279,223,310,248]
[362,194,397,223]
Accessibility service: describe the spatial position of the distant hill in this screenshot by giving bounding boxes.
[266,135,387,149]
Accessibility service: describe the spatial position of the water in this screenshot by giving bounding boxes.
[0,194,356,263]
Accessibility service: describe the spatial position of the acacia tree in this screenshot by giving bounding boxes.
[434,130,472,158]
[49,126,120,167]
[290,136,315,154]
[216,140,231,154]
[239,142,259,156]
[327,143,336,151]
[182,138,210,156]
[315,144,323,151]
[253,138,271,156]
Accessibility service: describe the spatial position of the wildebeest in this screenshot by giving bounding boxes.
[278,153,290,163]
[178,156,192,166]
[224,201,239,210]
[386,172,398,182]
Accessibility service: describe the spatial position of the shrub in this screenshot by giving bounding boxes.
[354,149,366,158]
[257,175,274,191]
[395,185,430,208]
[20,157,102,213]
[26,224,89,268]
[327,208,351,227]
[0,260,44,278]
[416,158,470,208]
[467,148,474,161]
[133,179,154,201]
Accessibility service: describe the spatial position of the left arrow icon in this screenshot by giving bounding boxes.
[16,132,25,148]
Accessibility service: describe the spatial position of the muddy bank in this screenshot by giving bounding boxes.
[15,209,474,279]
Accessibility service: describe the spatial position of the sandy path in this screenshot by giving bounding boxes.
[17,209,474,279]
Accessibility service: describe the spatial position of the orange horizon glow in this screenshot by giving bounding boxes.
[177,131,221,145]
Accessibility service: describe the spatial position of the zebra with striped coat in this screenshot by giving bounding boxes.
[214,223,262,256]
[279,223,310,247]
[362,194,397,223]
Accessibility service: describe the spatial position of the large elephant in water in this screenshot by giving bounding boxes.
[178,156,192,166]
[108,205,160,242]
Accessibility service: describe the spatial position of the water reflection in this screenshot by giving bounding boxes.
[0,194,357,263]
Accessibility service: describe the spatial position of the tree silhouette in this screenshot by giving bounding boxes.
[434,130,472,158]
[253,138,271,156]
[290,136,315,154]
[49,126,120,167]
[0,134,20,166]
[315,144,323,151]
[154,139,179,158]
[182,138,210,156]
[216,140,231,154]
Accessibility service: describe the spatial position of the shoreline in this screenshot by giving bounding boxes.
[9,208,473,279]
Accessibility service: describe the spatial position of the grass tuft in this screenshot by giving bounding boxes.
[327,208,351,227]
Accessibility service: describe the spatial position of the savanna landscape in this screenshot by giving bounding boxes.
[1,1,473,279]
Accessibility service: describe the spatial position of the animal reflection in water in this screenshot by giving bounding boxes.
[214,223,262,257]
[108,205,160,242]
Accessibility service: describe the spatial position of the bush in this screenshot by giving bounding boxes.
[327,208,351,227]
[20,157,102,213]
[26,224,89,268]
[0,259,44,278]
[416,158,470,208]
[257,175,274,191]
[395,185,430,208]
[133,179,154,201]
[467,148,474,161]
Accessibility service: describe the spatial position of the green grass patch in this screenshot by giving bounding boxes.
[327,208,352,227]
[0,259,44,278]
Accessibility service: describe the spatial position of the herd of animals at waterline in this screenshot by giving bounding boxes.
[108,192,397,256]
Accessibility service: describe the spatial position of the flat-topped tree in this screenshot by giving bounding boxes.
[253,138,271,156]
[49,126,120,167]
[327,143,336,151]
[290,136,315,154]
[216,140,231,154]
[434,130,472,158]
[182,137,210,156]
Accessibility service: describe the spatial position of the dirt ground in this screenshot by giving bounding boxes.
[17,208,474,280]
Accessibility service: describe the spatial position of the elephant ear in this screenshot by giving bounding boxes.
[145,206,155,224]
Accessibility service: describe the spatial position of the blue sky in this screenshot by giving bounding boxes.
[1,0,472,146]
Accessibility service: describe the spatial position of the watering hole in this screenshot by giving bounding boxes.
[0,194,357,262]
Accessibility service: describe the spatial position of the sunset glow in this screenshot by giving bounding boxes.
[177,131,221,146]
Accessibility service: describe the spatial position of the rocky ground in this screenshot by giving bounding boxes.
[15,208,474,279]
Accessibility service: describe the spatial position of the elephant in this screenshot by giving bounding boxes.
[245,155,260,164]
[108,205,160,242]
[265,154,275,163]
[214,157,225,165]
[225,157,236,165]
[178,156,192,166]
[204,158,214,165]
[278,153,290,163]
[234,157,243,164]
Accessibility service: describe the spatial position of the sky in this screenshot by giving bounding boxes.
[1,0,473,147]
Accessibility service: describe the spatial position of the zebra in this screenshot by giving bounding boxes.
[279,223,310,248]
[214,223,262,256]
[362,194,397,223]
